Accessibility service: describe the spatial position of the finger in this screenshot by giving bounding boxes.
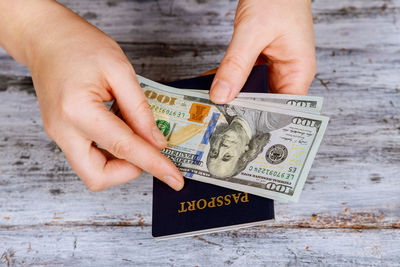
[210,27,271,104]
[267,58,316,95]
[263,6,316,95]
[73,101,184,191]
[104,60,167,150]
[264,35,316,95]
[59,131,143,192]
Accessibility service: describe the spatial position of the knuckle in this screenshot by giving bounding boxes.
[42,121,57,140]
[234,14,263,31]
[134,98,151,115]
[146,158,159,172]
[222,54,248,75]
[116,58,135,76]
[134,169,143,178]
[103,56,136,79]
[59,97,80,124]
[59,92,92,125]
[85,179,107,192]
[302,58,317,84]
[111,138,134,159]
[310,60,317,78]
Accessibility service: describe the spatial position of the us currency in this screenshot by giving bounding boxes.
[240,93,323,112]
[113,76,329,202]
[188,90,323,114]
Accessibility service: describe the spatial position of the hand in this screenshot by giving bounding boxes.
[210,0,316,103]
[0,1,184,191]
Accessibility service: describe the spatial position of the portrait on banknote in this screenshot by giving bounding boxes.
[206,105,292,179]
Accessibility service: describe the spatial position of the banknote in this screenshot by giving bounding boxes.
[112,76,329,202]
[188,90,323,114]
[236,93,323,114]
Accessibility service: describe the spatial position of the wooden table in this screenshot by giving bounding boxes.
[1,0,399,265]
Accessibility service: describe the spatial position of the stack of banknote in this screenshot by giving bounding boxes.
[112,75,329,203]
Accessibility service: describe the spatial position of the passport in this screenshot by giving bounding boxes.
[152,65,275,239]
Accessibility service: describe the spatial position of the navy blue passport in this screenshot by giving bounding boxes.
[152,65,274,239]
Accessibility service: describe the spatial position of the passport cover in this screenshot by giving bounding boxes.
[152,65,275,239]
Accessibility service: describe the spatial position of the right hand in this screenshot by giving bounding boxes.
[24,1,184,191]
[210,0,316,104]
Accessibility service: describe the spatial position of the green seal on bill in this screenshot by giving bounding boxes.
[156,120,170,136]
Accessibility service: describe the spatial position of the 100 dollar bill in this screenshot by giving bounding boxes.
[189,90,323,114]
[113,76,329,202]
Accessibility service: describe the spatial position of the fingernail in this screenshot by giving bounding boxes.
[163,175,184,191]
[210,79,230,103]
[152,126,167,148]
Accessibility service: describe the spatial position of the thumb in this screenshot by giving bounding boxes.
[210,29,269,104]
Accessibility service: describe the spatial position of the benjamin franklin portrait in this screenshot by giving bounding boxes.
[206,104,292,179]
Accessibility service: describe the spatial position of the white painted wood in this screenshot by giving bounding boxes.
[1,227,400,266]
[1,0,400,77]
[0,0,399,265]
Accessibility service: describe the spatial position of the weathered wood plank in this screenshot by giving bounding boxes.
[0,0,399,76]
[1,226,399,266]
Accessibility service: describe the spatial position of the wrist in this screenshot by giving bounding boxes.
[22,2,87,69]
[0,0,60,65]
[24,3,118,74]
[0,0,96,68]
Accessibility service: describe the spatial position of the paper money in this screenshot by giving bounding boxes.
[112,76,329,202]
[188,90,323,114]
[238,93,323,113]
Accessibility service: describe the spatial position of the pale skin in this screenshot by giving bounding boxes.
[0,0,316,192]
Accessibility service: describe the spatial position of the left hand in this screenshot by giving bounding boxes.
[210,0,316,103]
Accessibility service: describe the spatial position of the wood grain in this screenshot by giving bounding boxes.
[1,226,399,266]
[0,0,399,265]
